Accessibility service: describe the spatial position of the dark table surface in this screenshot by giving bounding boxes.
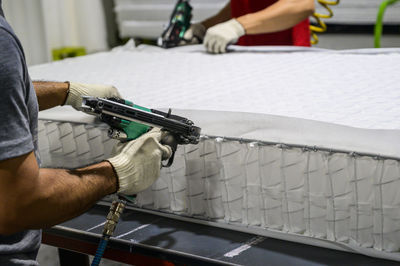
[46,204,399,266]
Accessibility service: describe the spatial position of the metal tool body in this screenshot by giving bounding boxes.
[82,96,200,143]
[82,96,201,166]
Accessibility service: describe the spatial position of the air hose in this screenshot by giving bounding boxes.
[374,0,400,48]
[310,0,340,45]
[91,198,126,266]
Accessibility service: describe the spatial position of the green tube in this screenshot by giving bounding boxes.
[374,0,399,48]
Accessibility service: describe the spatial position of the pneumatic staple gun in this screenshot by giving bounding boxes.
[82,96,201,266]
[81,96,201,167]
[159,0,193,48]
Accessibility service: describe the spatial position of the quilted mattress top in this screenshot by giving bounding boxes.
[30,45,400,157]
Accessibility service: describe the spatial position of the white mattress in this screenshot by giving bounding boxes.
[33,45,400,131]
[30,45,400,261]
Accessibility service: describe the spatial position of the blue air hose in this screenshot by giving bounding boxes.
[90,199,126,266]
[91,237,109,266]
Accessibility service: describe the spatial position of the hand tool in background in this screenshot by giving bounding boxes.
[158,0,193,48]
[81,96,201,266]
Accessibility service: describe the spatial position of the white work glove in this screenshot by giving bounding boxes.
[203,19,245,54]
[107,128,172,195]
[65,82,122,110]
[180,23,206,45]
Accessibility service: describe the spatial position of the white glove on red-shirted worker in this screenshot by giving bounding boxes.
[204,19,245,54]
[65,82,122,110]
[107,128,172,195]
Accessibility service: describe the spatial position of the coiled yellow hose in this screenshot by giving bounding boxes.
[310,0,340,45]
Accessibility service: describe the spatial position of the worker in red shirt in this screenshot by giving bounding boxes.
[183,0,315,53]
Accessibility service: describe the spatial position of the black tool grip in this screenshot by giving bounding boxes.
[161,132,178,167]
[161,132,178,152]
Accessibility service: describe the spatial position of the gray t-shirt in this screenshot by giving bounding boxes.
[0,3,41,266]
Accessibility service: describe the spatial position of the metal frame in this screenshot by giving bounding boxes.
[202,135,400,161]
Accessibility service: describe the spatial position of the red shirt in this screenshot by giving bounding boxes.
[231,0,311,46]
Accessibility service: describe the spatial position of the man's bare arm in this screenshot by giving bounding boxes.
[201,2,231,29]
[236,0,315,35]
[33,81,69,111]
[0,151,117,234]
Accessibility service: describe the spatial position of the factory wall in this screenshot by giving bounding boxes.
[2,0,108,65]
[2,0,399,65]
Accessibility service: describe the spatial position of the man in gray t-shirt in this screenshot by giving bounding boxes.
[0,2,172,265]
[0,7,41,266]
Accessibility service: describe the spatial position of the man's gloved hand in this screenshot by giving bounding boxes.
[203,19,245,54]
[65,82,122,110]
[107,128,172,195]
[180,23,206,45]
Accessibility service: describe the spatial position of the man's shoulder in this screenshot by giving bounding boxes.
[0,18,24,61]
[0,26,20,54]
[0,22,25,83]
